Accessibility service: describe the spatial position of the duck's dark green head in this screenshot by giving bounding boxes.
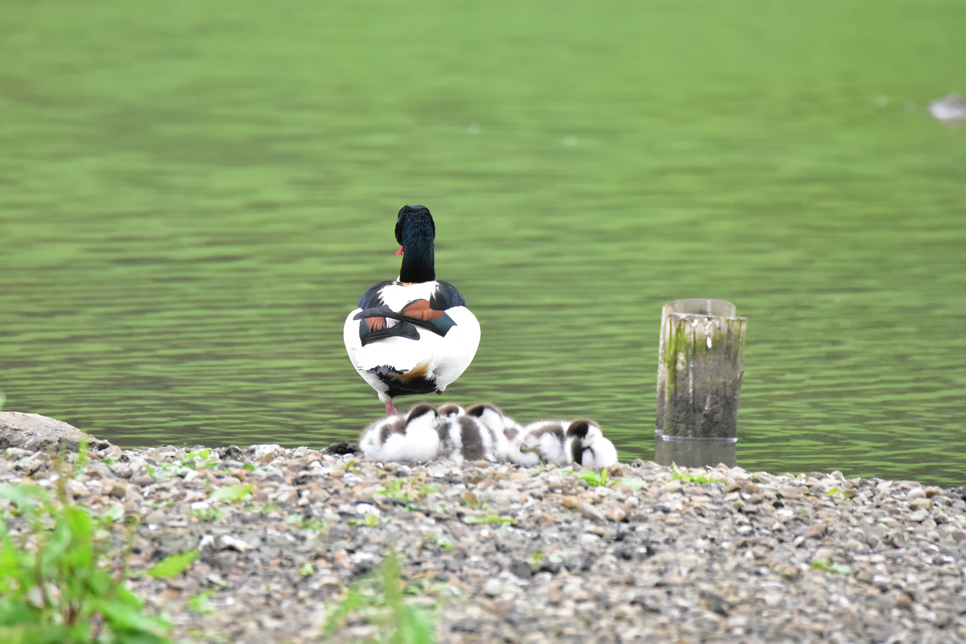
[395,205,436,283]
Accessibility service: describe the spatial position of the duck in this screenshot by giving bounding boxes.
[563,419,618,468]
[358,403,441,462]
[344,205,481,415]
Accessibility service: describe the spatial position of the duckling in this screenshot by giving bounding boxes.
[564,419,618,468]
[465,403,520,464]
[519,420,570,466]
[436,413,500,463]
[437,403,465,419]
[359,404,440,462]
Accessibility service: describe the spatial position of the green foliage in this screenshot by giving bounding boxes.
[810,560,852,575]
[461,514,514,526]
[187,590,216,616]
[379,478,439,511]
[147,549,198,580]
[191,507,224,522]
[298,562,314,577]
[669,463,725,485]
[348,514,382,528]
[576,468,644,491]
[208,484,253,504]
[323,552,435,644]
[145,450,222,481]
[577,468,608,487]
[0,452,171,643]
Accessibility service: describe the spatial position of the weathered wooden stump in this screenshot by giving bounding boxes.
[654,299,746,467]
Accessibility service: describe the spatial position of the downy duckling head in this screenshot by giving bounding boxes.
[437,403,465,420]
[565,419,618,469]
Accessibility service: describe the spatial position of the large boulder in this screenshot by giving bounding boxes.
[0,412,111,453]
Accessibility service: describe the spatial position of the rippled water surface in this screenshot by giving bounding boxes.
[2,0,965,485]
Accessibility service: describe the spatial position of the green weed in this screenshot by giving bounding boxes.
[810,560,852,575]
[208,483,253,504]
[191,507,224,522]
[669,463,725,485]
[348,514,382,528]
[148,549,199,580]
[323,552,435,644]
[461,514,514,526]
[576,468,645,491]
[187,590,217,616]
[0,447,171,643]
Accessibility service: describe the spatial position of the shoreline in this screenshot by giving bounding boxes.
[1,413,965,642]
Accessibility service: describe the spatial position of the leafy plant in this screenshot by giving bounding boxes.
[323,552,435,644]
[811,560,852,575]
[379,478,439,510]
[0,450,171,643]
[187,590,216,616]
[148,549,199,580]
[669,463,725,485]
[348,514,382,528]
[208,483,253,504]
[192,506,224,522]
[462,514,514,526]
[576,468,644,491]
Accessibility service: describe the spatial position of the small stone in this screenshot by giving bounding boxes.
[778,486,804,498]
[811,548,834,565]
[894,593,913,610]
[560,496,580,509]
[804,523,827,539]
[143,511,166,526]
[134,475,155,487]
[579,503,605,523]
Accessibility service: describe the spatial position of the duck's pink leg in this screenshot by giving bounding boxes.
[385,400,397,415]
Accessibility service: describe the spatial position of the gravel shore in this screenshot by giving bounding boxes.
[2,436,966,643]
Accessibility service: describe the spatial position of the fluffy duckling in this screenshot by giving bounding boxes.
[563,419,618,468]
[465,403,522,464]
[359,404,440,462]
[437,403,465,419]
[436,413,501,463]
[519,420,570,466]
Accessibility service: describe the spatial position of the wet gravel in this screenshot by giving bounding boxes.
[2,441,965,643]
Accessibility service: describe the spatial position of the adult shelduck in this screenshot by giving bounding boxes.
[343,205,481,415]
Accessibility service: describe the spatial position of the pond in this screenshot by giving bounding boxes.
[2,0,964,485]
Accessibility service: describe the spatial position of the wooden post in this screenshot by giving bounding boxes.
[655,299,746,461]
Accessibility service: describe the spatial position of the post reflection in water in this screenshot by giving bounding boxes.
[654,432,738,469]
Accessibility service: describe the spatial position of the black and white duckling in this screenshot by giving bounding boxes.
[344,205,481,415]
[437,403,466,419]
[519,420,570,466]
[436,412,501,463]
[465,403,520,463]
[358,404,440,462]
[563,419,618,468]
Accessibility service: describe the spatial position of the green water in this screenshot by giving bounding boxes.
[2,1,964,485]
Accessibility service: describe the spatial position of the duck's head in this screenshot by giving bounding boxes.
[395,205,436,283]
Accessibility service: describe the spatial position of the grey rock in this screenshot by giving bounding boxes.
[0,411,110,452]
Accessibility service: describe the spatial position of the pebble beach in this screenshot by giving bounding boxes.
[2,414,966,643]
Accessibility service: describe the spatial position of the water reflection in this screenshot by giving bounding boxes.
[654,432,738,469]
